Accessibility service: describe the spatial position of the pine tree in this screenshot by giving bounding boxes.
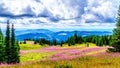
[5,20,11,64]
[53,39,57,46]
[78,36,83,44]
[74,32,78,43]
[60,41,64,47]
[70,36,75,45]
[68,38,71,46]
[108,6,120,52]
[0,27,5,63]
[98,37,103,46]
[11,23,20,63]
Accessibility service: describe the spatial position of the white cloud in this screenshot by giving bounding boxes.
[0,0,119,30]
[40,0,79,19]
[91,1,116,18]
[0,0,45,16]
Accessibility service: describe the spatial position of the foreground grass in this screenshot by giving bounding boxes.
[1,55,120,68]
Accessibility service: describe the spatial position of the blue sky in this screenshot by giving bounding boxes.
[0,0,119,30]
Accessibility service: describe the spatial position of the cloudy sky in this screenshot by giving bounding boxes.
[0,0,119,30]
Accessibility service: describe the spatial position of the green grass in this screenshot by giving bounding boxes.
[58,43,97,48]
[20,43,97,50]
[78,43,97,47]
[2,56,120,68]
[20,43,55,62]
[19,44,44,50]
[20,52,54,62]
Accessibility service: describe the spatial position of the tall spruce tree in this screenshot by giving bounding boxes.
[109,6,120,52]
[11,23,20,63]
[74,32,78,43]
[0,27,5,63]
[5,20,11,64]
[68,38,71,46]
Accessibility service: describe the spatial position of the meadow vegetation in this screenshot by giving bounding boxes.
[20,44,44,50]
[0,43,120,68]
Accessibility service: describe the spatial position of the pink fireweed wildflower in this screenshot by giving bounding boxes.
[42,46,70,51]
[54,53,64,57]
[69,50,82,54]
[20,51,24,55]
[47,47,106,61]
[82,47,104,52]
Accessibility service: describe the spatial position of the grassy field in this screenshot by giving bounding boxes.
[1,43,120,68]
[4,56,120,68]
[20,44,46,50]
[20,52,55,62]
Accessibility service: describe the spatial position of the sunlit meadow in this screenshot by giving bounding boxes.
[0,43,120,68]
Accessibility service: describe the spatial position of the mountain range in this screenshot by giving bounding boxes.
[15,29,113,41]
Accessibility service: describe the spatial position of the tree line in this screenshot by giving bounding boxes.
[25,32,112,47]
[0,21,20,64]
[65,34,112,46]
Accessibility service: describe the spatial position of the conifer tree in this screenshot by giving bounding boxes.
[53,39,57,46]
[0,27,5,63]
[5,20,11,64]
[74,32,78,43]
[70,36,75,45]
[68,38,71,46]
[78,36,83,44]
[11,23,20,63]
[109,6,120,52]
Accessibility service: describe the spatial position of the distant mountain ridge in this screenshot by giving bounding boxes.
[15,29,112,41]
